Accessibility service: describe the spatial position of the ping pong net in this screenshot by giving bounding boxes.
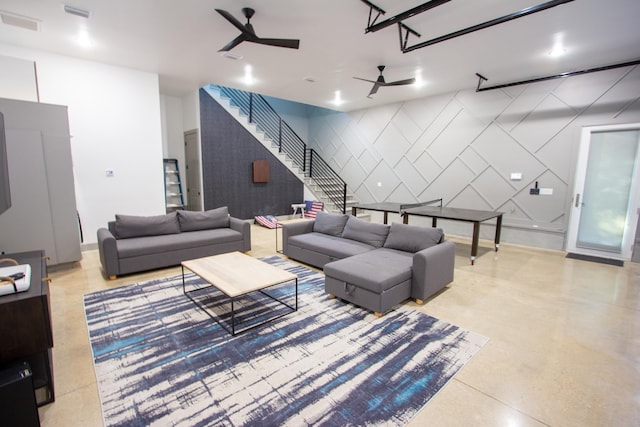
[399,198,442,215]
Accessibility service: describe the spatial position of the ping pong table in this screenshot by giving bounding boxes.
[351,199,443,224]
[351,200,503,265]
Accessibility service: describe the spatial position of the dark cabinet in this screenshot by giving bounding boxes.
[0,250,54,406]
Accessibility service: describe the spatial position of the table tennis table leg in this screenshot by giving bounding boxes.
[471,221,480,265]
[494,214,503,252]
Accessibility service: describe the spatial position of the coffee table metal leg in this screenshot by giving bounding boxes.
[181,265,186,293]
[231,297,235,335]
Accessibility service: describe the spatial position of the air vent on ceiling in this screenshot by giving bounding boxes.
[220,52,243,60]
[64,5,90,19]
[0,11,40,31]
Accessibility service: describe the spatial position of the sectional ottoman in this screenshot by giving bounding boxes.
[282,211,455,315]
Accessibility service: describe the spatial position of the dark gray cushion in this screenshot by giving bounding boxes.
[288,232,375,258]
[324,248,413,293]
[114,212,180,239]
[341,216,390,248]
[383,223,444,253]
[116,228,243,258]
[177,207,229,231]
[313,211,349,236]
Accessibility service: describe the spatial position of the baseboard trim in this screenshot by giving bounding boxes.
[566,252,624,267]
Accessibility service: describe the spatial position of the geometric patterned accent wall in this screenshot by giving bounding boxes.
[308,66,640,249]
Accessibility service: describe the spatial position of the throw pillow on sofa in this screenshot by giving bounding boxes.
[341,215,390,248]
[115,212,180,239]
[313,211,350,236]
[177,206,230,232]
[383,223,444,253]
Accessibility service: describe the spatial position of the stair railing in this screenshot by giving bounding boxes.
[308,149,347,214]
[215,85,347,213]
[217,86,306,172]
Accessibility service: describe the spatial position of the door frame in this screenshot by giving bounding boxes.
[184,129,203,212]
[566,122,640,260]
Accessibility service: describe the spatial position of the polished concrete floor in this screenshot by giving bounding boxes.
[38,223,640,426]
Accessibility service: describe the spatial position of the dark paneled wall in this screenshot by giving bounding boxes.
[199,89,303,219]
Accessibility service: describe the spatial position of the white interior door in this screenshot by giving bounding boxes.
[567,123,640,260]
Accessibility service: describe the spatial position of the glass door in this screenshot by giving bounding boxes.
[567,124,640,260]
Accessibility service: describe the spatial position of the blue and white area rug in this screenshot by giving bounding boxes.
[84,256,488,426]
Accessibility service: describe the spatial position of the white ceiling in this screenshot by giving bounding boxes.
[0,0,639,112]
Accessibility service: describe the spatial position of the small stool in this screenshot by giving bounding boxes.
[291,203,306,218]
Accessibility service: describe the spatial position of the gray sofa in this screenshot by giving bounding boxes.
[282,211,455,315]
[97,207,251,279]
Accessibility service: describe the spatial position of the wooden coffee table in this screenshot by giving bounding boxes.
[181,252,298,335]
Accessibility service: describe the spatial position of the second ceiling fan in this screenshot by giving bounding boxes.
[353,66,416,98]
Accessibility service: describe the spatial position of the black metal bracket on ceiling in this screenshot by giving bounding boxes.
[475,59,640,92]
[362,0,451,33]
[398,23,421,52]
[402,0,574,53]
[360,0,451,51]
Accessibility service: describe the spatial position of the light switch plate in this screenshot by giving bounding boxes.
[539,188,553,195]
[510,172,522,180]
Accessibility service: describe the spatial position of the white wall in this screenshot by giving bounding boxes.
[0,55,38,102]
[0,44,165,246]
[160,94,186,193]
[264,95,312,142]
[182,90,200,132]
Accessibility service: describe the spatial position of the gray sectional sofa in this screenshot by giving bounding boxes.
[97,206,250,279]
[282,211,455,315]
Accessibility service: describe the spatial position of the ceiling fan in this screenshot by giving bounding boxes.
[353,66,416,98]
[215,7,300,52]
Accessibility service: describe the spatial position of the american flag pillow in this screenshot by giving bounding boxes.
[304,201,324,219]
[254,215,278,229]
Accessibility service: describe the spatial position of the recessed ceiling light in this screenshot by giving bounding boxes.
[77,28,92,48]
[414,70,426,88]
[64,5,90,19]
[0,11,40,31]
[244,65,254,85]
[548,33,566,57]
[548,46,566,57]
[331,90,344,106]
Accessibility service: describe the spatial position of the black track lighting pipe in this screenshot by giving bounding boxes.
[403,0,574,53]
[476,59,640,92]
[365,0,451,33]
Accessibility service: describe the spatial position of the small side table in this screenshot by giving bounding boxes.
[291,203,306,218]
[276,218,312,253]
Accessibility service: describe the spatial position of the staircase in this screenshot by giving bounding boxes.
[204,85,359,215]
